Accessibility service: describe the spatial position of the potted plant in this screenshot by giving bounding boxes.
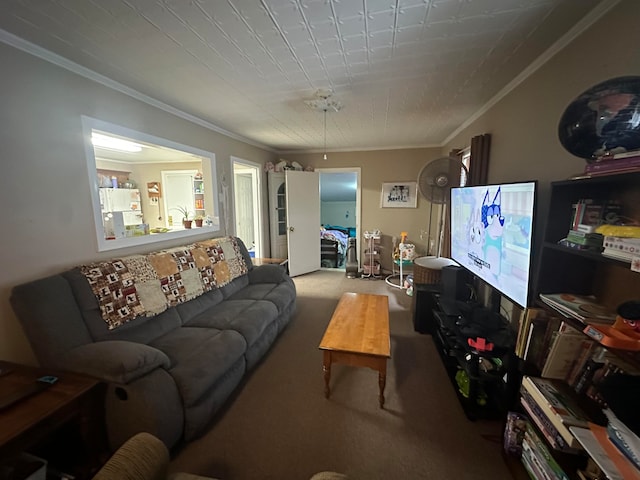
[172,206,193,229]
[194,215,204,227]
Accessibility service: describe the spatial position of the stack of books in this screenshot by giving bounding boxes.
[521,420,573,480]
[559,230,604,252]
[602,236,640,262]
[538,293,618,325]
[520,375,589,456]
[585,150,640,176]
[569,408,640,480]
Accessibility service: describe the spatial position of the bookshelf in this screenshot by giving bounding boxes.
[509,171,640,479]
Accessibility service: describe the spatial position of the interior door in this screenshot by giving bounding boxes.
[162,170,197,228]
[234,172,255,250]
[286,170,320,277]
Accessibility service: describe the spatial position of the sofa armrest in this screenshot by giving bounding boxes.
[92,432,169,480]
[58,341,171,384]
[247,264,287,284]
[92,432,217,480]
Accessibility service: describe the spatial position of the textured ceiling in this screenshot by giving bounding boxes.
[0,0,611,153]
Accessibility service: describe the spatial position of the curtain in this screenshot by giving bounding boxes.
[441,136,491,258]
[469,134,491,186]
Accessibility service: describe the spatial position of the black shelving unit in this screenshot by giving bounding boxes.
[513,171,640,479]
[430,298,517,421]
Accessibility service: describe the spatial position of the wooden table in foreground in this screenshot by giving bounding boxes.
[0,361,107,478]
[319,292,390,408]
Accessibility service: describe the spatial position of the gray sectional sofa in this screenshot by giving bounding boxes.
[10,236,296,451]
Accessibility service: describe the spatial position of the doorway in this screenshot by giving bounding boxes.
[161,170,198,229]
[232,157,263,258]
[317,168,361,271]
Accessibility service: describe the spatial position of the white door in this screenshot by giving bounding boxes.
[268,172,288,259]
[162,170,196,228]
[233,158,263,258]
[286,170,320,277]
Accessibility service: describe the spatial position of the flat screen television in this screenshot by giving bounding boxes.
[450,181,537,309]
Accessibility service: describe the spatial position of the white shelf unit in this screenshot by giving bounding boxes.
[193,178,205,217]
[362,230,381,278]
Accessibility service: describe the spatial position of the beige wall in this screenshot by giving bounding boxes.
[443,0,640,244]
[286,148,443,270]
[1,0,638,364]
[0,43,277,364]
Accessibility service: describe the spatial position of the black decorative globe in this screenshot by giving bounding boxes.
[558,76,640,161]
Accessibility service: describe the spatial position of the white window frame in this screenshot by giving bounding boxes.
[81,116,221,252]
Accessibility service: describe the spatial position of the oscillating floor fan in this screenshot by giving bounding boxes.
[418,156,469,257]
[413,157,469,286]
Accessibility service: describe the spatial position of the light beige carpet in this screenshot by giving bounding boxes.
[169,270,513,480]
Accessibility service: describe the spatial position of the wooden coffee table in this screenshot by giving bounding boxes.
[319,292,390,408]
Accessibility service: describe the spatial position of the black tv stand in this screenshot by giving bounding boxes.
[430,293,518,421]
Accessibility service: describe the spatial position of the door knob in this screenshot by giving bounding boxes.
[289,226,294,232]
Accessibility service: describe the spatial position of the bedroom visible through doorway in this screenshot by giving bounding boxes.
[318,168,360,271]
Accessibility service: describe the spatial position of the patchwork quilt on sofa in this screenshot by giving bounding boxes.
[80,236,248,330]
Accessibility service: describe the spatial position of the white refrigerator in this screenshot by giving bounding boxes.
[99,188,143,238]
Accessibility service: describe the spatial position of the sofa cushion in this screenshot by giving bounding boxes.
[185,300,278,348]
[150,327,246,407]
[228,280,296,313]
[175,288,224,325]
[218,275,249,298]
[247,264,286,284]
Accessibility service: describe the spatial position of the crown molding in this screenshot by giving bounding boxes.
[443,0,621,146]
[0,28,276,153]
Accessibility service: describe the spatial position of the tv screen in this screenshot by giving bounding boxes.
[450,181,537,308]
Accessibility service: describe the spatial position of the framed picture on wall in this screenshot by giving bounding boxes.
[381,181,418,208]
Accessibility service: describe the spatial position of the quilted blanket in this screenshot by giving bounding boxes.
[80,236,248,330]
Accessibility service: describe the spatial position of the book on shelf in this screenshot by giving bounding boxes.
[573,357,605,395]
[541,326,588,380]
[504,411,527,456]
[557,238,603,252]
[521,379,585,450]
[565,230,604,247]
[604,408,640,472]
[519,309,563,371]
[585,154,640,174]
[521,437,555,480]
[602,248,634,262]
[520,388,583,452]
[522,376,590,439]
[524,421,571,480]
[538,293,618,325]
[602,236,640,262]
[520,441,547,480]
[565,340,597,387]
[570,425,640,480]
[600,149,640,160]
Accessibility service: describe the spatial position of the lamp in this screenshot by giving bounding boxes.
[304,89,342,161]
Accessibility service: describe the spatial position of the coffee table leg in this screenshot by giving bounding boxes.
[378,368,386,408]
[323,351,331,399]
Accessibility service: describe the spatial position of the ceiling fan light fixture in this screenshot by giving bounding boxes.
[304,89,343,161]
[323,109,327,161]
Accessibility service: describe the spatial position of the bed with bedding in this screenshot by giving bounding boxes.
[320,225,353,268]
